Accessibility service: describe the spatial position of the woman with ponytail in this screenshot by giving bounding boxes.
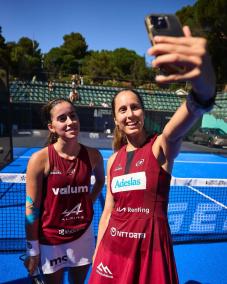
[89,26,216,284]
[24,98,105,284]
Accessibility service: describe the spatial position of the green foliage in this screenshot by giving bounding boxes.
[7,37,42,79]
[81,50,115,81]
[62,32,88,59]
[43,33,88,77]
[195,0,227,82]
[2,6,227,85]
[177,0,227,83]
[0,27,10,68]
[176,5,204,36]
[81,48,153,85]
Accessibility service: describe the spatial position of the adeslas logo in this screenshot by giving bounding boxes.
[115,177,141,188]
[111,172,146,193]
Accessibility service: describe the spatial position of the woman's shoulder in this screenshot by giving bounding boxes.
[26,147,49,176]
[28,147,49,165]
[107,151,118,169]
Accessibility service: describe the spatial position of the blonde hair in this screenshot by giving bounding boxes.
[112,126,127,152]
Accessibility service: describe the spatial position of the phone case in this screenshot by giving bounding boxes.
[145,14,185,75]
[145,14,184,45]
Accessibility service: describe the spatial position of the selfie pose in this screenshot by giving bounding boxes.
[88,25,216,284]
[24,98,105,284]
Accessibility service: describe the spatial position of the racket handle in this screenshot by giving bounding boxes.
[30,267,45,284]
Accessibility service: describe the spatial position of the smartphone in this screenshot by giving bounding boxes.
[145,14,184,75]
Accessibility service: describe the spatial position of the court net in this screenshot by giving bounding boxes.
[0,173,227,252]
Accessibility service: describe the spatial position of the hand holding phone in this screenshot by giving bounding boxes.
[145,14,185,75]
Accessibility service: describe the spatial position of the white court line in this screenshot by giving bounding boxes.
[14,156,31,159]
[187,185,227,210]
[175,160,227,164]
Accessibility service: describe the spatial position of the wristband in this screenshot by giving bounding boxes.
[189,89,216,108]
[186,89,216,116]
[26,240,40,256]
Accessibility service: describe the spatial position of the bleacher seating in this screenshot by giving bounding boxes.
[9,80,186,112]
[211,92,227,121]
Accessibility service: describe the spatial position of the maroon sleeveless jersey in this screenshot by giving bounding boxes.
[89,136,178,284]
[39,144,93,245]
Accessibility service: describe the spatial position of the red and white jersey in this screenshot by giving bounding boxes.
[89,135,178,284]
[39,144,93,245]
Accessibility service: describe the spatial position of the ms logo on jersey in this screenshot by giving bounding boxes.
[111,172,146,193]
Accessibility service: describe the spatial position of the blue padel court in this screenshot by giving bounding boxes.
[0,148,227,283]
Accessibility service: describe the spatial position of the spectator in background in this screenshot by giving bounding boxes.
[224,84,227,92]
[103,121,111,134]
[71,74,76,89]
[69,88,80,102]
[71,74,80,89]
[101,102,109,108]
[24,98,105,284]
[31,75,37,84]
[89,100,94,107]
[70,74,81,102]
[80,75,84,86]
[48,81,54,92]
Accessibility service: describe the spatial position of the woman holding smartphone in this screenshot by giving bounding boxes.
[88,26,216,284]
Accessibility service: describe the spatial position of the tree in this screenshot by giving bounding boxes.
[81,48,154,85]
[176,5,203,36]
[196,0,227,83]
[0,26,10,68]
[131,56,155,85]
[43,47,66,79]
[62,33,88,59]
[43,32,89,77]
[9,37,42,80]
[81,50,114,81]
[177,0,227,83]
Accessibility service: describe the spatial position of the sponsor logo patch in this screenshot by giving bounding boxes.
[114,165,123,171]
[110,227,146,239]
[50,170,62,175]
[58,228,81,235]
[50,255,68,267]
[96,262,113,278]
[61,203,84,221]
[52,185,89,195]
[136,159,144,167]
[116,206,150,214]
[111,172,146,193]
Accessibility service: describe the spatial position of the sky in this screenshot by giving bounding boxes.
[1,0,197,58]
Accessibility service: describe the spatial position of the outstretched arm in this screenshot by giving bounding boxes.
[150,26,216,170]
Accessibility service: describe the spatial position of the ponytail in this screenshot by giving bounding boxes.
[46,132,58,145]
[112,126,127,152]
